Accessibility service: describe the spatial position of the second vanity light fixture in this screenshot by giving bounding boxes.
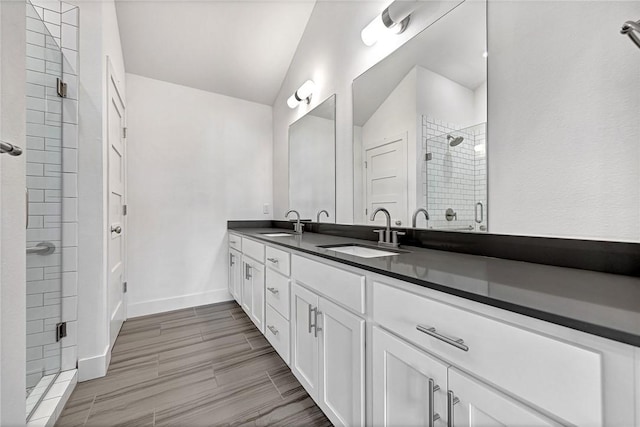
[361,0,418,46]
[287,80,316,109]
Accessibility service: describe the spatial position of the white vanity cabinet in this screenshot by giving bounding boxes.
[447,368,560,427]
[228,248,242,304]
[227,231,639,427]
[372,326,449,427]
[290,258,366,427]
[240,237,265,333]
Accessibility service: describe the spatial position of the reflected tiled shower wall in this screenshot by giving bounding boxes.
[422,116,487,231]
[25,0,79,396]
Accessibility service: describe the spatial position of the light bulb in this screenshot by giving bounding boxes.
[361,15,387,46]
[296,80,315,100]
[287,94,299,109]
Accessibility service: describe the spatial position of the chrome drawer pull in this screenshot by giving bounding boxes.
[267,325,279,335]
[229,240,237,244]
[447,390,460,427]
[267,257,279,264]
[416,325,469,352]
[429,378,440,427]
[267,287,279,294]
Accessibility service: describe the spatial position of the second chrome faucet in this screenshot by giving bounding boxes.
[370,207,404,248]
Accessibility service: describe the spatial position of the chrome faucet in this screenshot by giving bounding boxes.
[370,207,404,247]
[285,209,304,234]
[412,208,430,228]
[316,209,329,223]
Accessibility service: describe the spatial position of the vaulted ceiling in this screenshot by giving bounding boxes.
[115,0,317,105]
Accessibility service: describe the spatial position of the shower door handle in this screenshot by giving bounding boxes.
[475,202,483,224]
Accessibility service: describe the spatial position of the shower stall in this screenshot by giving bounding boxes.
[25,0,79,421]
[422,117,487,232]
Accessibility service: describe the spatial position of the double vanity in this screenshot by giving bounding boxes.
[227,221,640,427]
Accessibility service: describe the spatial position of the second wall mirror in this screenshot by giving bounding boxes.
[289,94,337,222]
[353,1,487,232]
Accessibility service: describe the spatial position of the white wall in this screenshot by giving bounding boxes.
[488,1,640,241]
[69,0,126,380]
[0,1,27,424]
[125,73,272,317]
[273,1,460,224]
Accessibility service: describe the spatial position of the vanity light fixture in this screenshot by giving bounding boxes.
[287,80,316,108]
[361,1,417,46]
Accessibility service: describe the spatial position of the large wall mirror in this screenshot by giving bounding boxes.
[353,0,640,242]
[289,94,337,222]
[353,1,487,231]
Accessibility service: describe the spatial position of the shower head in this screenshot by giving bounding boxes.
[447,134,464,147]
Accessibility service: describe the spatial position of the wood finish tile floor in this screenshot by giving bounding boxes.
[56,301,332,427]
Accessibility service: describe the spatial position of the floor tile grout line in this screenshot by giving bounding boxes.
[81,395,96,426]
[265,371,286,401]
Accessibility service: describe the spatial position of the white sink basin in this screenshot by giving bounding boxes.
[319,244,401,258]
[261,232,295,237]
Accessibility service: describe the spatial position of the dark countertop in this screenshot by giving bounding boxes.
[229,227,640,347]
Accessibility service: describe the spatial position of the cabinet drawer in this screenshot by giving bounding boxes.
[373,282,602,426]
[242,237,264,263]
[266,269,290,319]
[265,304,290,365]
[228,233,242,251]
[265,246,290,276]
[292,255,365,314]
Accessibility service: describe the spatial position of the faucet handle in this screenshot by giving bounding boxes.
[373,229,385,244]
[391,230,406,245]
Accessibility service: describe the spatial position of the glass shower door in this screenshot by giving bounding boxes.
[25,1,63,419]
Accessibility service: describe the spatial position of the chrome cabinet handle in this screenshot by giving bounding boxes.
[26,188,29,229]
[245,264,252,280]
[313,309,321,337]
[447,390,460,427]
[267,257,279,264]
[309,306,319,335]
[475,202,484,224]
[267,287,279,294]
[308,304,313,333]
[429,378,441,427]
[111,225,122,234]
[267,325,279,335]
[416,325,469,352]
[229,240,237,244]
[229,253,235,267]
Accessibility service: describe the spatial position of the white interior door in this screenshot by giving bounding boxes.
[107,60,126,349]
[364,133,407,226]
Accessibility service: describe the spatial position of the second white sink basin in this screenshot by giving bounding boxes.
[318,244,402,258]
[261,232,295,237]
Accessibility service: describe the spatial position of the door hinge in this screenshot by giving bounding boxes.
[364,161,368,168]
[425,152,433,161]
[56,322,67,342]
[365,208,368,215]
[123,282,128,293]
[56,78,67,98]
[122,127,127,138]
[123,204,128,216]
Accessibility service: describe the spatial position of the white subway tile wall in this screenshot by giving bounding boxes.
[25,0,79,421]
[422,116,487,232]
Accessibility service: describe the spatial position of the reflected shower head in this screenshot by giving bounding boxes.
[447,134,464,147]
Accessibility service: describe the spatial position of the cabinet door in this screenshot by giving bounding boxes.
[248,259,265,332]
[229,248,242,304]
[448,368,561,427]
[373,326,449,427]
[290,282,319,399]
[241,257,252,316]
[318,297,365,427]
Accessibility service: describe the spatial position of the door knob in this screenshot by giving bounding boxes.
[111,225,122,234]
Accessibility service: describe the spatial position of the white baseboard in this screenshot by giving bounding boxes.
[127,289,233,318]
[77,345,109,381]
